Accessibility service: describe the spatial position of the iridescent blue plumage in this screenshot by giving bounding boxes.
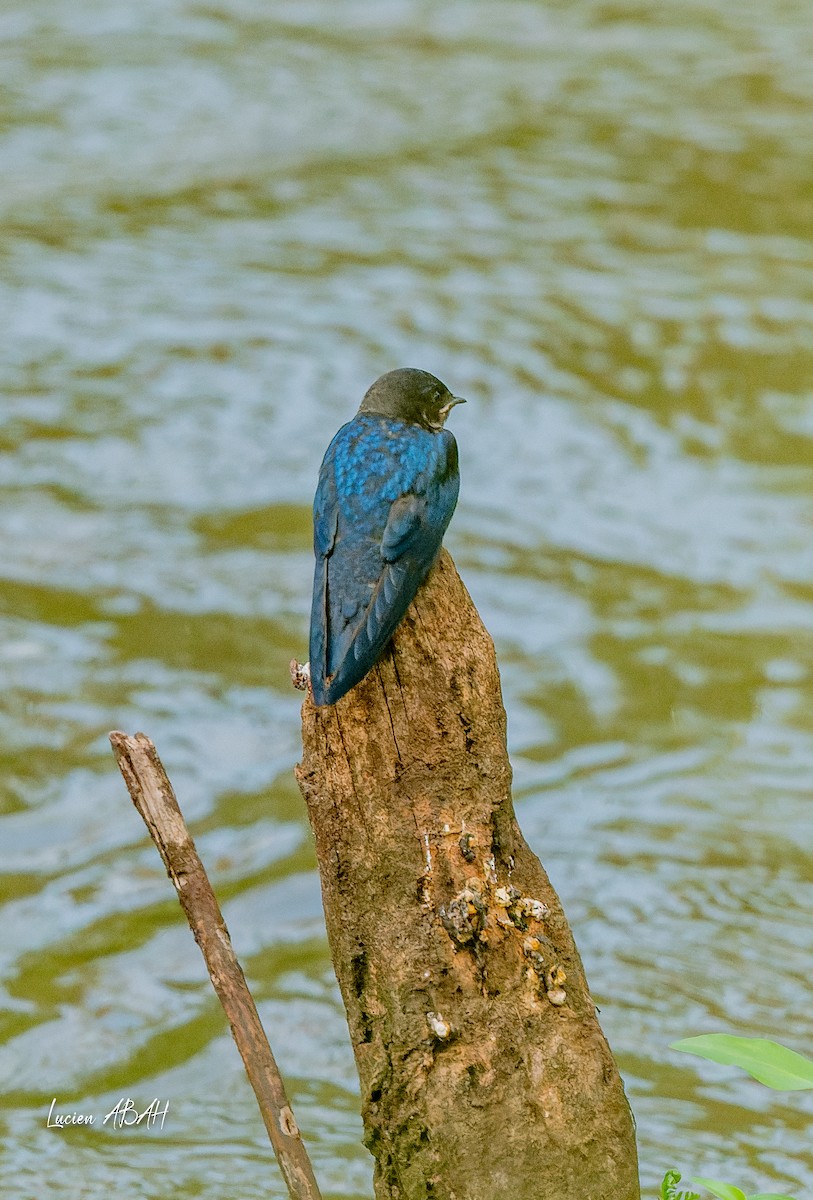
[309,368,464,707]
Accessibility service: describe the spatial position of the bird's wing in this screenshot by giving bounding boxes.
[380,493,422,562]
[329,493,428,676]
[308,460,340,699]
[322,436,459,703]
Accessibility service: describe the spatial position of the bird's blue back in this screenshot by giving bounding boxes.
[309,412,459,706]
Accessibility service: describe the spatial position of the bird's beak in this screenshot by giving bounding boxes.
[440,395,466,418]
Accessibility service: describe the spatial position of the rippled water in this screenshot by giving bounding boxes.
[2,1,813,1196]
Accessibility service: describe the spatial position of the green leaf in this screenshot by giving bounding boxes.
[693,1180,747,1200]
[671,1035,813,1090]
[660,1170,701,1200]
[660,1170,678,1199]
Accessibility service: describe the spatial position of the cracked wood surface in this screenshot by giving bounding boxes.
[295,550,640,1200]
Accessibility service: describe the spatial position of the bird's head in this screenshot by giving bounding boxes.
[358,368,466,431]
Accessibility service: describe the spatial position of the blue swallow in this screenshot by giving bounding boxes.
[309,368,465,707]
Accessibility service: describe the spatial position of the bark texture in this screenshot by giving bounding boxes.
[295,550,639,1200]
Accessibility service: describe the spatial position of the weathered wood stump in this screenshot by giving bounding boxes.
[295,550,639,1200]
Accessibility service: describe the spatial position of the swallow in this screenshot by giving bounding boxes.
[309,367,464,706]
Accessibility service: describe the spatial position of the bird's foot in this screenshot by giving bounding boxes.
[290,659,311,692]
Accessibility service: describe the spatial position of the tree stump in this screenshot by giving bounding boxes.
[295,550,639,1200]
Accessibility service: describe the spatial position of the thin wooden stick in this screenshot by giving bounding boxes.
[109,730,323,1200]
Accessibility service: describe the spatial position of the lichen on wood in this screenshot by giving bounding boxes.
[296,549,640,1200]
